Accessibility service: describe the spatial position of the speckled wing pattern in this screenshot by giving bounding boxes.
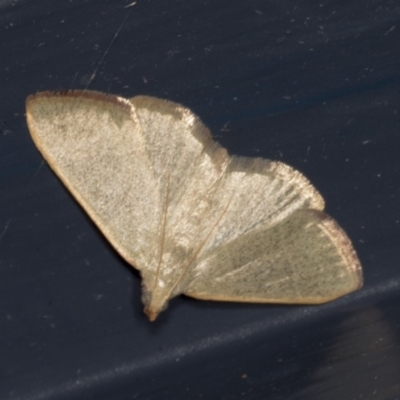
[26,90,363,321]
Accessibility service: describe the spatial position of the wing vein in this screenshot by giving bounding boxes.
[153,173,170,291]
[167,198,232,298]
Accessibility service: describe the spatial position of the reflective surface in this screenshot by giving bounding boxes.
[1,1,399,399]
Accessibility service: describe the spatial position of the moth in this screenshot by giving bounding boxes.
[26,91,363,321]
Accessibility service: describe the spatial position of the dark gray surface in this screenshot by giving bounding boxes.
[1,1,400,399]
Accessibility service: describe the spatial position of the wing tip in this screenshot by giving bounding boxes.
[131,95,218,148]
[310,209,363,290]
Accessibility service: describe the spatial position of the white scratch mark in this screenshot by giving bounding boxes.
[0,219,11,244]
[85,8,133,89]
[125,1,137,7]
[221,121,230,132]
[35,160,45,176]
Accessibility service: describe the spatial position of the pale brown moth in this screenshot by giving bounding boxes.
[26,91,363,321]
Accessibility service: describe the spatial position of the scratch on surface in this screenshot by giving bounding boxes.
[70,71,79,88]
[221,121,230,132]
[85,8,133,89]
[0,219,11,244]
[125,1,137,7]
[35,159,45,176]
